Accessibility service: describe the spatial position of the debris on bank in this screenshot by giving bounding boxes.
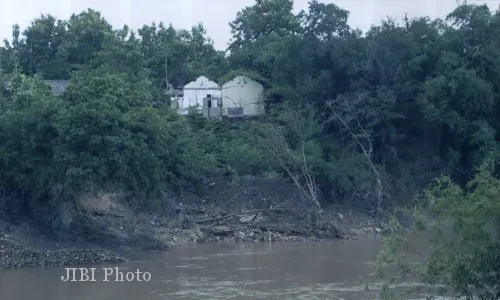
[0,176,383,269]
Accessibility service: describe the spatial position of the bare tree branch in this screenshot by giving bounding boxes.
[326,95,384,216]
[261,114,321,210]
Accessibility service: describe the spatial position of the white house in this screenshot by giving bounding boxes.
[182,76,221,115]
[221,76,264,117]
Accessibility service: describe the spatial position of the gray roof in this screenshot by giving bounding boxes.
[3,79,69,95]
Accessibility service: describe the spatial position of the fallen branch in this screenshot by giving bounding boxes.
[195,208,289,224]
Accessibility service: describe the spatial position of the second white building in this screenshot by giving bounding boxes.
[221,75,265,117]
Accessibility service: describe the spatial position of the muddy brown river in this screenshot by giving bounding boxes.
[0,238,443,300]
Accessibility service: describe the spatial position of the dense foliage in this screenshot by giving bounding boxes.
[0,1,498,223]
[1,2,499,296]
[377,148,500,299]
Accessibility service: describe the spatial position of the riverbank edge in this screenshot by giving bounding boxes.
[1,176,390,269]
[0,206,385,269]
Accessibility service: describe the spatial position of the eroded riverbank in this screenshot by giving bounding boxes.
[0,210,383,269]
[0,177,386,269]
[0,209,385,270]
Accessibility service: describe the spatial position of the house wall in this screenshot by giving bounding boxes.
[182,76,221,115]
[202,97,222,120]
[182,89,221,114]
[221,76,264,117]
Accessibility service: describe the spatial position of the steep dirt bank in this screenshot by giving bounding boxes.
[0,176,385,269]
[154,176,384,243]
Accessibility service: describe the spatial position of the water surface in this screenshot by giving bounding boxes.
[0,238,440,300]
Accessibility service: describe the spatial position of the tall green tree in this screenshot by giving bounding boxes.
[19,14,69,78]
[62,9,114,70]
[0,25,22,74]
[53,67,168,205]
[0,75,62,212]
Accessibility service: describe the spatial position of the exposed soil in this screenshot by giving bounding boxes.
[0,176,386,269]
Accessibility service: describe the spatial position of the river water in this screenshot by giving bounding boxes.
[0,238,441,300]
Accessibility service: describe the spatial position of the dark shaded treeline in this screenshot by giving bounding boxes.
[0,1,499,222]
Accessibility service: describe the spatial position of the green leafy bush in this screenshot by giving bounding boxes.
[377,149,500,299]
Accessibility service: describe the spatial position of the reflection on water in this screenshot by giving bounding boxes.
[0,239,448,300]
